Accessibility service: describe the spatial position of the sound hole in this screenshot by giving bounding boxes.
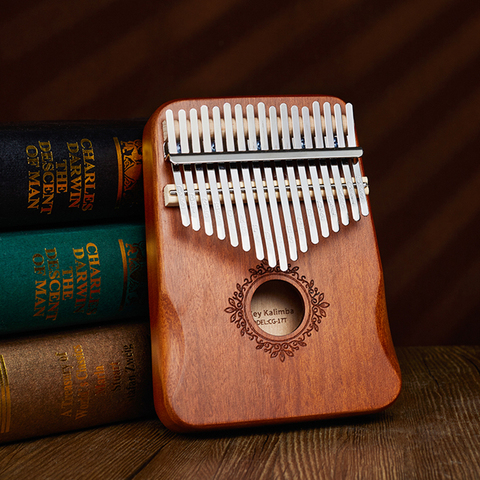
[250,280,305,336]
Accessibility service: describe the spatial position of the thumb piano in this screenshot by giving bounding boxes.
[143,95,401,431]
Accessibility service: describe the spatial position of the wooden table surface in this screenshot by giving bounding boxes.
[1,346,479,479]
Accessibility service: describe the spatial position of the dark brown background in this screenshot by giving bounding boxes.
[1,0,479,346]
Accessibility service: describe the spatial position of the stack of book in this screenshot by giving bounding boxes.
[0,120,155,443]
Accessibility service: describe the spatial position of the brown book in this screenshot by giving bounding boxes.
[0,319,154,444]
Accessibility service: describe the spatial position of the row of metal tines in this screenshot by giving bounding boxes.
[164,101,369,271]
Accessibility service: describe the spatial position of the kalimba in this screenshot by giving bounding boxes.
[143,95,401,432]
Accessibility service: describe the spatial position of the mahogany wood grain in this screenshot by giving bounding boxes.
[142,96,401,431]
[0,346,478,480]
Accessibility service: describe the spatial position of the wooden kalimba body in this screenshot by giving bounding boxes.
[143,95,401,432]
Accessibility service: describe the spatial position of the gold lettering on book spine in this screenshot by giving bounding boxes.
[0,355,11,434]
[118,239,128,310]
[114,137,142,208]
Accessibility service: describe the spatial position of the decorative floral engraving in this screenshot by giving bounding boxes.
[225,261,329,362]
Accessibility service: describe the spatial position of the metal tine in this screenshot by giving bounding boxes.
[303,106,329,238]
[213,106,238,247]
[292,106,319,244]
[235,104,264,261]
[201,105,225,240]
[313,101,339,232]
[281,103,307,253]
[190,108,213,235]
[269,105,298,262]
[224,103,250,251]
[258,102,287,271]
[247,104,276,268]
[346,103,369,216]
[166,109,190,227]
[179,109,200,231]
[334,104,360,221]
[323,102,349,226]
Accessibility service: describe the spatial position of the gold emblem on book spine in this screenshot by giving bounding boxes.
[114,138,143,208]
[118,239,147,311]
[0,355,11,434]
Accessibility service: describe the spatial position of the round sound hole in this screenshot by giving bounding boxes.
[250,280,305,336]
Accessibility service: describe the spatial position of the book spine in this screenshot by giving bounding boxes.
[0,120,145,228]
[0,222,148,335]
[0,320,154,444]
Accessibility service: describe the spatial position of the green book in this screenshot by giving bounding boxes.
[0,222,148,335]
